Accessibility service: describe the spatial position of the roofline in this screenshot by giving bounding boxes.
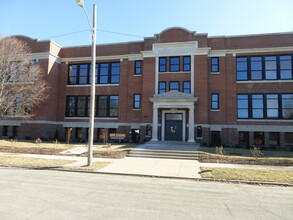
[210,31,293,39]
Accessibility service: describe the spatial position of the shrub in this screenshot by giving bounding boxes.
[250,146,263,158]
[35,138,42,144]
[215,146,225,155]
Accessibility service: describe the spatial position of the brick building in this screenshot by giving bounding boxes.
[1,27,293,149]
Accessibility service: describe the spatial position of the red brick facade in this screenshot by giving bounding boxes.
[1,28,293,149]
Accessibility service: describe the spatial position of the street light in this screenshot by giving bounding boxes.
[75,0,96,166]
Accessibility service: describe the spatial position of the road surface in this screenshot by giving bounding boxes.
[0,168,292,220]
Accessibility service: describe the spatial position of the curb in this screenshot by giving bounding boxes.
[1,165,292,187]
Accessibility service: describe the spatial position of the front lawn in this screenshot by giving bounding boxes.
[0,139,137,158]
[198,146,293,166]
[0,155,75,168]
[200,167,293,184]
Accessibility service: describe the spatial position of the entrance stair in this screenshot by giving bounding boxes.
[127,141,200,160]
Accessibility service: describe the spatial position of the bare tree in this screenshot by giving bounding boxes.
[0,37,48,118]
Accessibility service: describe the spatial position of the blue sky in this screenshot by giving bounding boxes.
[1,0,293,47]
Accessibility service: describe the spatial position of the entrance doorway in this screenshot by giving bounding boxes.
[165,113,183,141]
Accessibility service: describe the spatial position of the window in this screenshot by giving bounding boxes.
[237,55,293,81]
[98,62,120,84]
[66,96,77,117]
[76,128,83,140]
[183,56,191,71]
[169,81,180,92]
[237,94,249,118]
[236,57,248,80]
[183,81,191,94]
[97,96,107,117]
[68,62,120,85]
[78,64,89,84]
[196,126,202,138]
[133,94,141,109]
[170,57,180,72]
[159,57,167,72]
[280,55,292,79]
[250,57,262,80]
[254,132,264,146]
[134,60,142,75]
[251,94,264,118]
[265,56,277,80]
[211,131,221,146]
[3,126,8,136]
[282,94,293,119]
[66,95,118,117]
[266,94,279,118]
[109,96,119,117]
[285,133,293,147]
[211,93,219,110]
[211,57,219,72]
[159,81,166,94]
[269,132,279,146]
[76,96,88,117]
[239,132,249,146]
[237,93,293,120]
[68,65,78,85]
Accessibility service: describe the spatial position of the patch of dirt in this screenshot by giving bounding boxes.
[0,146,128,159]
[198,153,293,166]
[0,146,62,155]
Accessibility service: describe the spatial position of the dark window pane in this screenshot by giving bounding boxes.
[282,94,293,119]
[254,132,264,145]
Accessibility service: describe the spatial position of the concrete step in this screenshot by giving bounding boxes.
[127,154,198,160]
[127,149,199,160]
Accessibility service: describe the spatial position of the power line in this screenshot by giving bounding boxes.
[45,28,144,40]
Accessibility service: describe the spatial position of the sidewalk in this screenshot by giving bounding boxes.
[1,152,292,179]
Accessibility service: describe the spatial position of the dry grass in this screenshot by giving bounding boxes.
[64,162,111,171]
[0,139,137,152]
[200,167,293,184]
[0,156,75,168]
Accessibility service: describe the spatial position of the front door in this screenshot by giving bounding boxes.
[165,113,183,141]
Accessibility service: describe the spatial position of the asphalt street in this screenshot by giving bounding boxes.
[0,168,292,220]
